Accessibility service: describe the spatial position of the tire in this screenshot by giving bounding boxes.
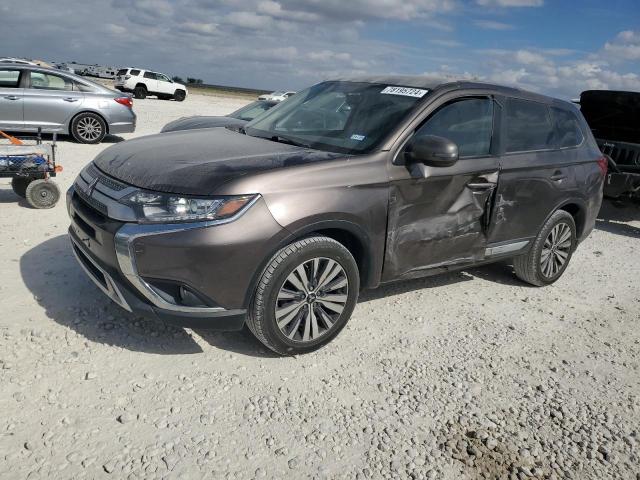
[11,177,31,198]
[134,85,147,99]
[25,180,60,209]
[246,236,360,355]
[173,90,186,102]
[71,112,106,144]
[513,210,576,286]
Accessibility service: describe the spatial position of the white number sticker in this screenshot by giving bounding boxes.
[381,86,428,98]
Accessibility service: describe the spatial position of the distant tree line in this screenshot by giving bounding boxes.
[172,76,204,85]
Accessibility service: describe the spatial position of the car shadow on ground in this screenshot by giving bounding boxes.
[21,235,531,358]
[596,198,640,239]
[20,235,205,355]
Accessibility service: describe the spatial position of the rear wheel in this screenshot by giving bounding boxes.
[246,236,360,355]
[25,180,60,209]
[11,177,31,198]
[173,90,186,102]
[71,112,106,144]
[513,210,576,286]
[134,85,147,99]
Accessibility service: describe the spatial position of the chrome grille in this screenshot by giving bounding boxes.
[75,185,108,215]
[85,163,128,191]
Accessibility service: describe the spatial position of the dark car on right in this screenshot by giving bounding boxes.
[68,76,605,355]
[579,90,640,198]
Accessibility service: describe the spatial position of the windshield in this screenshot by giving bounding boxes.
[245,81,428,154]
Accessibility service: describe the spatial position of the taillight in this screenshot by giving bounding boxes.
[115,97,133,108]
[125,75,131,80]
[597,156,608,177]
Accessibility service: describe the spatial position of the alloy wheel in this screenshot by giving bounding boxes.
[77,117,103,141]
[540,222,572,278]
[275,257,349,343]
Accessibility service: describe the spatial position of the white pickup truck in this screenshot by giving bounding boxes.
[115,68,188,101]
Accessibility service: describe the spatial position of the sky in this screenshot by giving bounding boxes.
[2,0,639,98]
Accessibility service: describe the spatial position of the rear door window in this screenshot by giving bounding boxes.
[505,98,553,153]
[143,71,157,80]
[415,97,494,157]
[550,107,584,148]
[29,71,73,91]
[0,69,21,88]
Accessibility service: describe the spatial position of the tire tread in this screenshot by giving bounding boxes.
[513,210,575,287]
[246,236,355,355]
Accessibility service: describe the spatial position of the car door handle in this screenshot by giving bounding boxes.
[467,182,496,190]
[63,97,79,102]
[4,95,19,100]
[550,171,566,181]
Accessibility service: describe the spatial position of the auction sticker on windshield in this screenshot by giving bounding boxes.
[381,86,428,98]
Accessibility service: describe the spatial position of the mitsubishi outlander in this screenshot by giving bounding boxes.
[67,76,605,355]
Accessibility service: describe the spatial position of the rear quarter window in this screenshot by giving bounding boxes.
[130,69,141,76]
[505,98,553,153]
[74,81,96,93]
[550,107,584,148]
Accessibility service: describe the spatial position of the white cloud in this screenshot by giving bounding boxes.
[476,0,543,6]
[474,20,515,30]
[603,30,640,61]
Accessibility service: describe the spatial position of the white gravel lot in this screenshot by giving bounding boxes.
[1,92,639,480]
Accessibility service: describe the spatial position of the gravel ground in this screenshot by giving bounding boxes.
[1,93,639,480]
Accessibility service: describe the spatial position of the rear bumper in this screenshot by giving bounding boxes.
[108,121,136,134]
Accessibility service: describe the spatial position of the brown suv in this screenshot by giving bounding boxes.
[67,76,605,355]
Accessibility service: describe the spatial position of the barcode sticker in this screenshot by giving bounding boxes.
[381,86,428,98]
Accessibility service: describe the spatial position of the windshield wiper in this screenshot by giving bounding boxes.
[269,135,311,148]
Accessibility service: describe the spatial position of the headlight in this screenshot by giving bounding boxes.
[121,191,257,224]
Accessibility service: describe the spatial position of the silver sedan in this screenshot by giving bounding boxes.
[0,64,136,143]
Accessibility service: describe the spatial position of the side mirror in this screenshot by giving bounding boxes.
[404,135,459,167]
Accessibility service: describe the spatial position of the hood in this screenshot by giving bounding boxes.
[93,127,344,195]
[160,115,247,133]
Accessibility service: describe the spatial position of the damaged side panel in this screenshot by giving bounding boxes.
[383,160,499,281]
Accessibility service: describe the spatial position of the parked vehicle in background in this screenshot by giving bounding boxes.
[161,100,278,133]
[68,76,604,355]
[258,90,296,102]
[54,63,76,74]
[115,68,188,101]
[0,64,136,144]
[579,90,640,199]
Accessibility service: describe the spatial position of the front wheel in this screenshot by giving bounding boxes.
[173,90,186,102]
[513,210,576,286]
[246,236,360,355]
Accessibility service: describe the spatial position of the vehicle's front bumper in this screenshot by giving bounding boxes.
[66,184,249,330]
[69,228,246,329]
